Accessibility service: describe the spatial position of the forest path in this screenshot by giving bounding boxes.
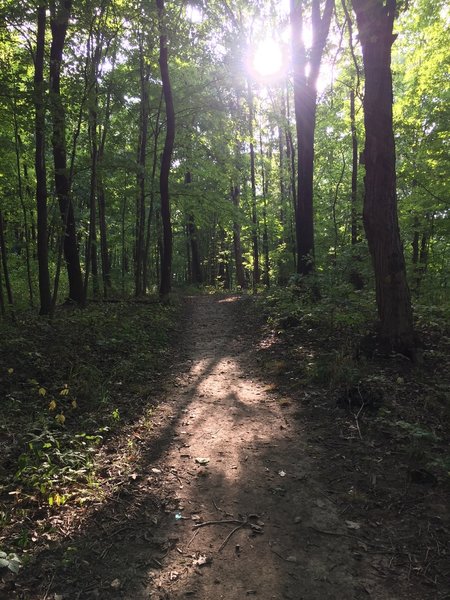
[15,294,402,600]
[132,294,379,600]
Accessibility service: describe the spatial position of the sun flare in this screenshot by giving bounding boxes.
[252,38,284,78]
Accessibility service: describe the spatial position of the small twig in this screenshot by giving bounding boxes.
[308,526,349,537]
[193,518,243,529]
[352,388,365,440]
[269,547,291,562]
[218,523,245,552]
[186,529,199,548]
[43,572,55,600]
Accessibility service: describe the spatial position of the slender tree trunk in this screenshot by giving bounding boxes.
[0,212,13,307]
[185,172,203,284]
[156,0,175,298]
[259,132,270,287]
[135,36,150,296]
[350,88,359,245]
[84,36,101,304]
[49,0,83,304]
[290,0,334,274]
[97,79,113,297]
[121,196,127,294]
[0,257,5,316]
[34,3,52,315]
[13,123,34,307]
[247,81,260,287]
[352,0,415,358]
[143,92,163,293]
[231,184,247,289]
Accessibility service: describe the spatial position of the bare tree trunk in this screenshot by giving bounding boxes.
[49,0,83,305]
[143,92,163,293]
[247,81,260,287]
[0,211,13,307]
[34,3,52,315]
[185,172,203,285]
[156,0,175,298]
[350,89,359,245]
[98,79,113,297]
[231,184,247,289]
[352,0,415,358]
[135,34,150,296]
[290,0,334,274]
[259,131,270,287]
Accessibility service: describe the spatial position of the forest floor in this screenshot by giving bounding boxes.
[1,293,449,599]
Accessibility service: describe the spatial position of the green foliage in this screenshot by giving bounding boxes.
[15,429,101,504]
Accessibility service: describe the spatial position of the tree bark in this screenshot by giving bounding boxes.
[0,211,13,307]
[49,0,83,304]
[247,81,260,287]
[156,0,175,298]
[231,184,247,289]
[350,88,359,246]
[185,172,203,285]
[135,34,150,296]
[34,4,52,315]
[290,0,334,274]
[351,0,415,358]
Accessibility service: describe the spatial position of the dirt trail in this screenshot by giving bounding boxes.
[133,295,381,600]
[14,294,413,599]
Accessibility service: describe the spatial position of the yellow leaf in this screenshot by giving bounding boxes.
[29,379,39,385]
[38,387,47,396]
[7,368,14,374]
[48,399,57,411]
[71,399,78,409]
[55,413,65,425]
[60,388,69,396]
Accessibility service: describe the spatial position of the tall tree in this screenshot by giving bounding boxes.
[34,3,52,315]
[351,0,415,357]
[49,0,83,304]
[290,0,334,274]
[156,0,175,298]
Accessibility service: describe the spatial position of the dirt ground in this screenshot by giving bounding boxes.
[8,294,449,600]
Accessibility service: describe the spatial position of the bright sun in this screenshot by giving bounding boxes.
[251,38,284,78]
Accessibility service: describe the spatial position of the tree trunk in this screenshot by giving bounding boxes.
[247,81,260,287]
[135,35,150,296]
[49,0,83,304]
[352,0,415,358]
[259,132,270,287]
[231,184,247,289]
[143,92,163,293]
[98,78,113,297]
[156,0,175,298]
[350,88,359,246]
[185,172,203,285]
[34,3,52,315]
[290,0,334,275]
[0,211,13,307]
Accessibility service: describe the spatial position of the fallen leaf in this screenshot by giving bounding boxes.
[110,579,121,589]
[193,554,211,567]
[345,520,361,530]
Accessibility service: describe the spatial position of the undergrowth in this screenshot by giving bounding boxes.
[0,298,180,553]
[257,276,450,479]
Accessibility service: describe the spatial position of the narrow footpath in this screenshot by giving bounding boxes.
[15,294,427,600]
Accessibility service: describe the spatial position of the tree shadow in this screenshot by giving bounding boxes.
[10,294,440,600]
